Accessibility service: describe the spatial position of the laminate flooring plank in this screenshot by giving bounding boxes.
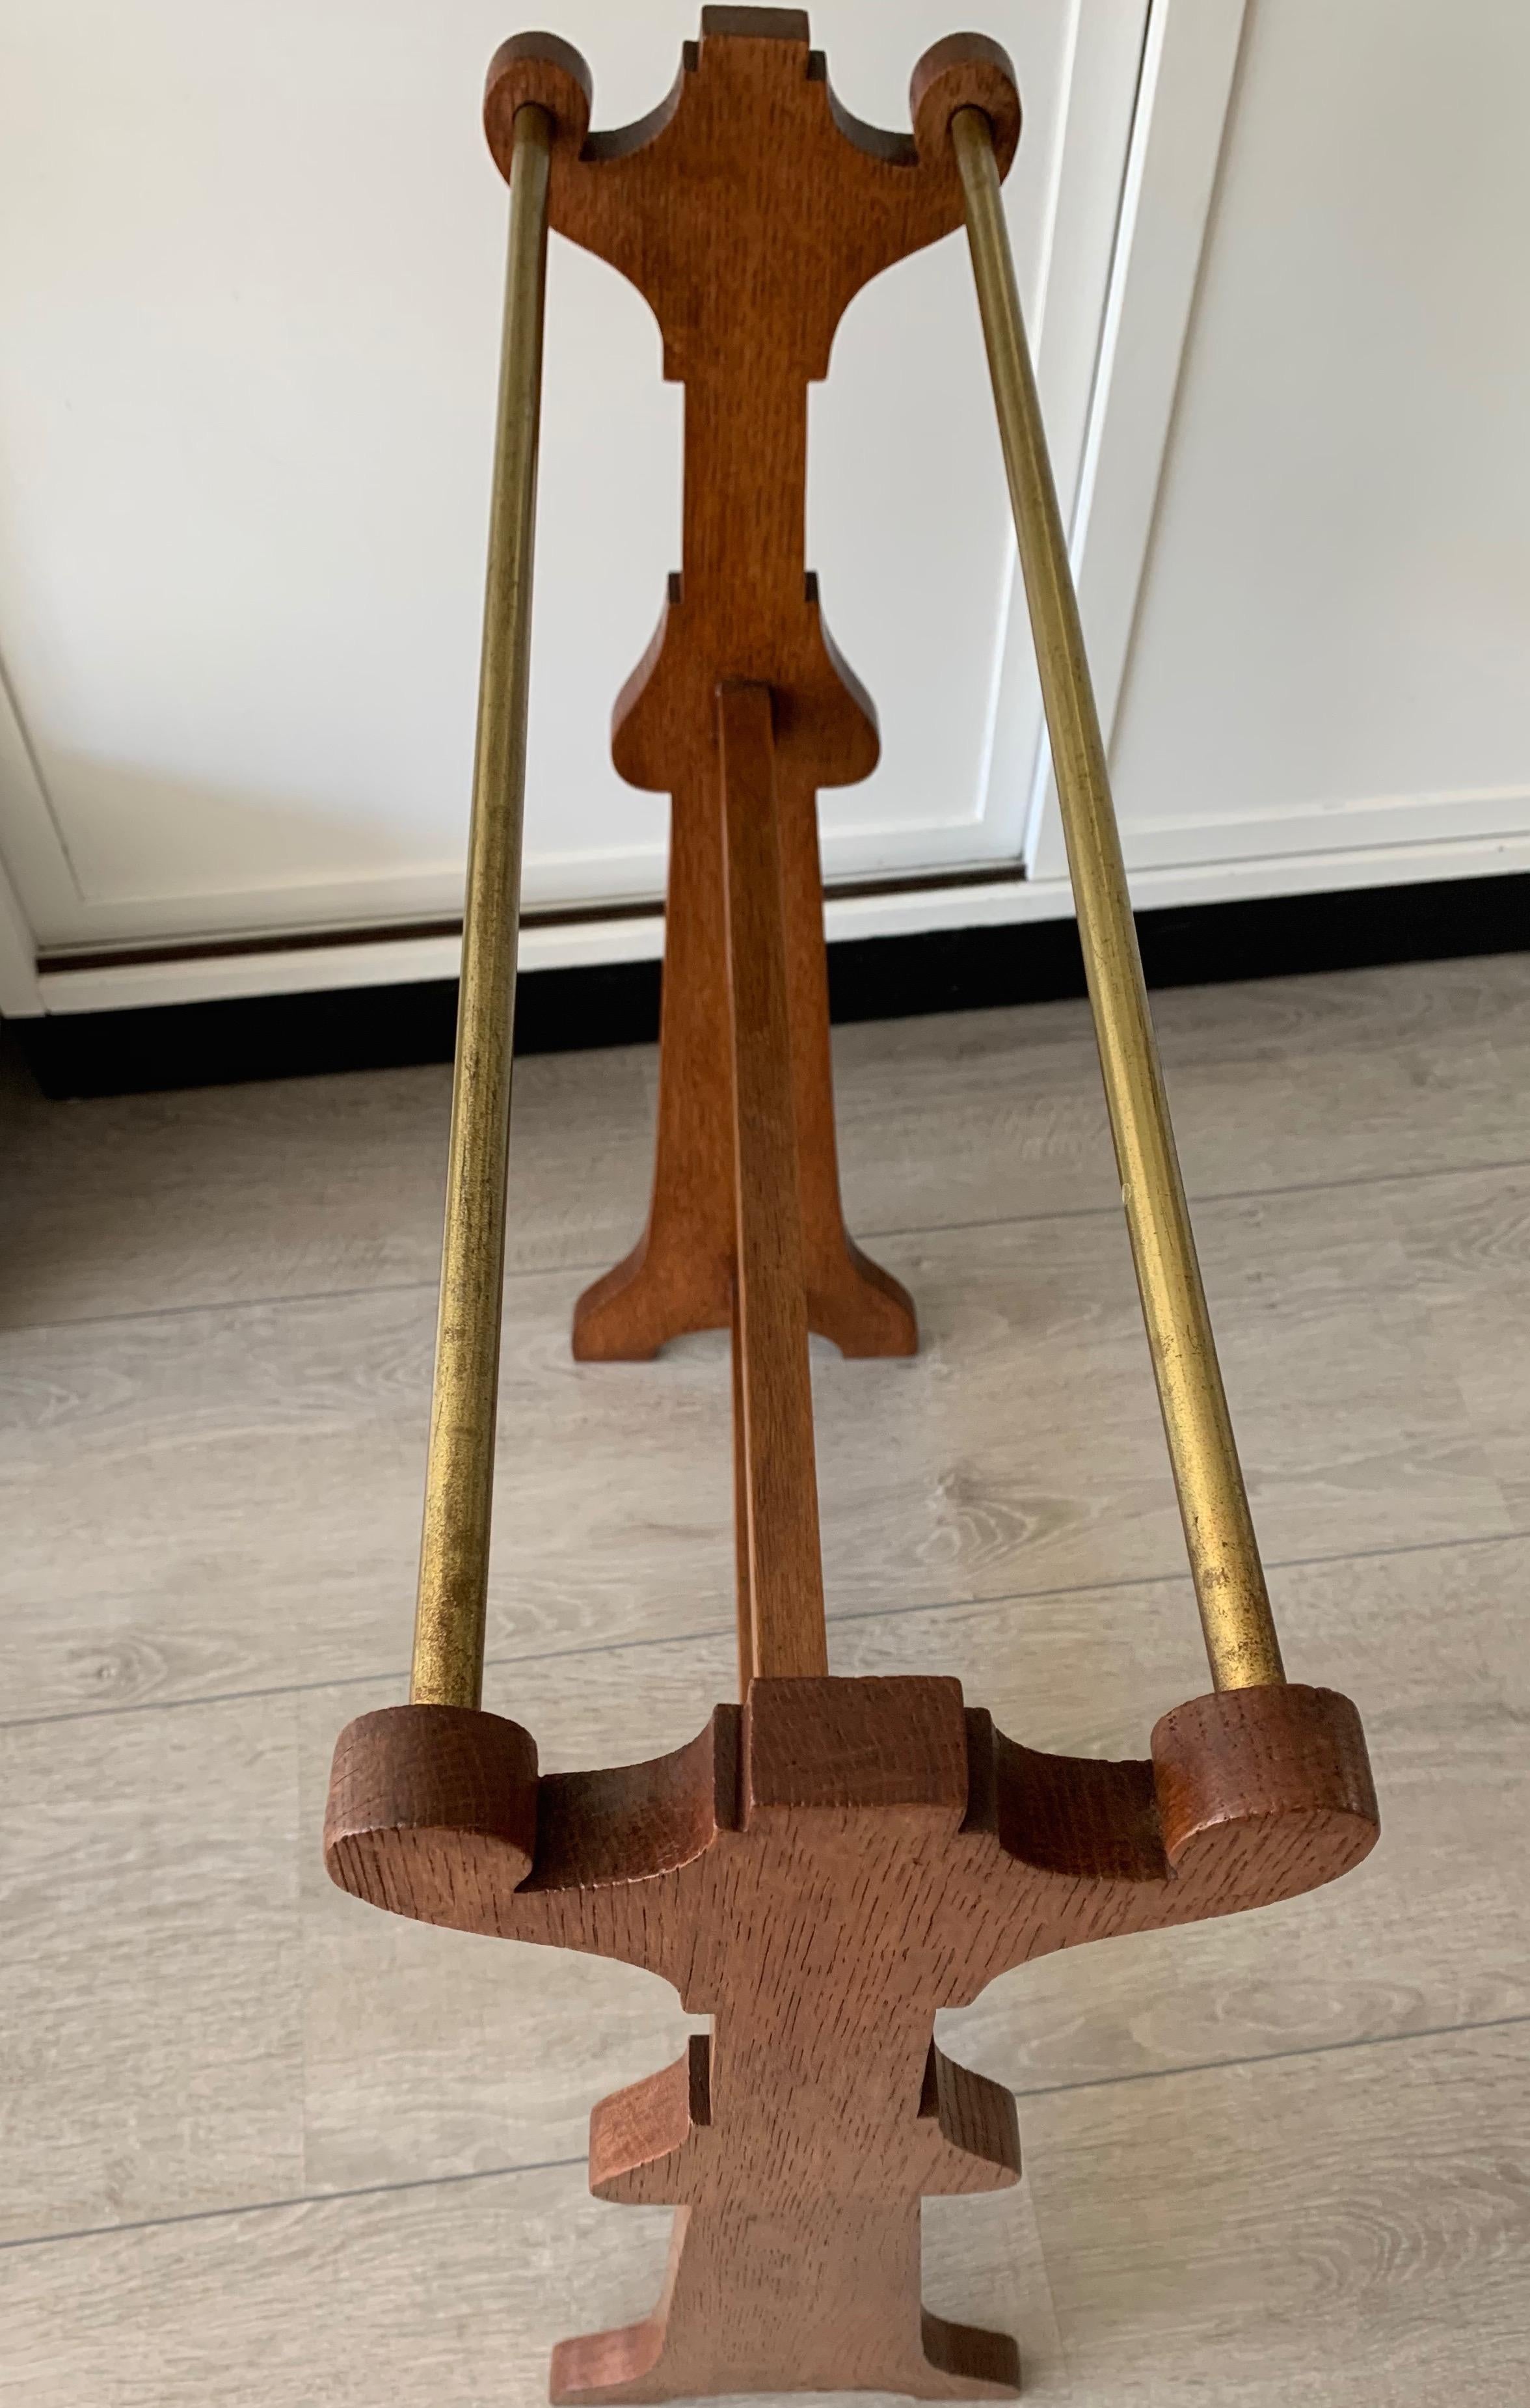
[0,1694,304,2243]
[5,954,1530,2402]
[6,2029,1524,2405]
[1019,2023,1530,2405]
[835,949,1530,1247]
[857,1534,1530,2103]
[1389,1159,1530,1525]
[0,1175,1512,1721]
[0,1039,656,1332]
[7,952,1530,1331]
[294,1528,1529,2191]
[0,2164,1068,2408]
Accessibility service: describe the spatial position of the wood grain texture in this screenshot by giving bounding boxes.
[0,1531,1512,2251]
[325,1675,1375,2400]
[719,683,826,1680]
[481,14,1021,1365]
[0,2158,1066,2407]
[1018,2023,1530,2405]
[323,1702,538,1921]
[3,1164,1513,1724]
[9,954,1530,1334]
[9,2027,1527,2407]
[0,1692,304,2243]
[1391,1159,1530,1527]
[296,1531,1530,2199]
[7,958,1530,2401]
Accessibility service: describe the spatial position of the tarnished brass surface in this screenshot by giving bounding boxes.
[410,105,552,1710]
[952,105,1284,1692]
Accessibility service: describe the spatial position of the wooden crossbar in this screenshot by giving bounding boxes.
[719,681,828,1686]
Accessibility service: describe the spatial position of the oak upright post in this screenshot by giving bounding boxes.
[487,16,1006,1366]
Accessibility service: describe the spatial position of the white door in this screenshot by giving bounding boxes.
[0,1,1147,975]
[1026,0,1530,902]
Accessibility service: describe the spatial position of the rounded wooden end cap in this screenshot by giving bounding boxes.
[1151,1683,1380,1889]
[484,32,593,178]
[909,34,1021,178]
[324,1703,539,1926]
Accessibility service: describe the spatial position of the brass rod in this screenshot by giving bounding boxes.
[410,104,552,1711]
[952,105,1284,1692]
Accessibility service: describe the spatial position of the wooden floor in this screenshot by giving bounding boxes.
[3,953,1529,2404]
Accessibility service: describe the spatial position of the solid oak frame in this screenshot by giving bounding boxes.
[327,1675,1377,2401]
[325,15,1378,2401]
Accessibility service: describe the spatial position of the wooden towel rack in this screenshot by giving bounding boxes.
[325,14,1378,2400]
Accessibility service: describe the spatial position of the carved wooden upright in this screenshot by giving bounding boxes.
[325,16,1380,2403]
[484,14,1018,1361]
[329,1676,1376,2401]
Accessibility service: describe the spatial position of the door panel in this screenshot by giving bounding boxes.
[1029,0,1530,884]
[0,1,1144,953]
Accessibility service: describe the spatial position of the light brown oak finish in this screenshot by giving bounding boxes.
[11,2027,1525,2407]
[319,18,1380,2403]
[480,14,1017,1364]
[719,683,826,1683]
[327,1676,1376,2402]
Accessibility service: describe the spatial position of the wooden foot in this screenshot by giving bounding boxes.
[550,2172,1020,2401]
[561,2014,1020,2403]
[570,653,917,1366]
[325,1676,1378,2402]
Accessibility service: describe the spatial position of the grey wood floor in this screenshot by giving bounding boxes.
[2,954,1528,2405]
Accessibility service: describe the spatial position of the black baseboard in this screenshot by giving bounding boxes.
[14,868,1529,1101]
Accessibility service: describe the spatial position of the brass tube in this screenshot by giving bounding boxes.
[952,105,1284,1691]
[410,103,552,1709]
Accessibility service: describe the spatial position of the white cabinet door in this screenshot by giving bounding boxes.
[1027,0,1530,900]
[0,1,1145,966]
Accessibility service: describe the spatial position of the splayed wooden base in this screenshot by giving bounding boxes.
[326,1675,1378,2401]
